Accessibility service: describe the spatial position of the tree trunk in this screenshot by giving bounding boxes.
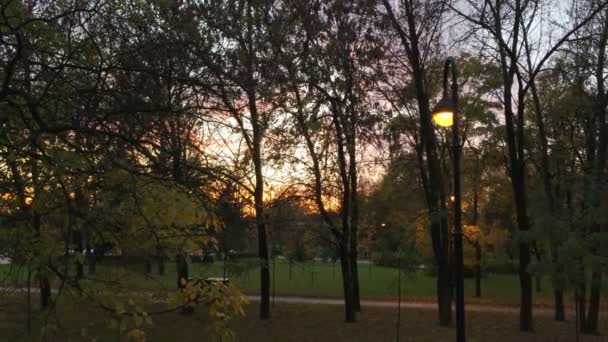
[585,271,602,333]
[512,101,534,331]
[350,253,360,312]
[552,267,565,321]
[514,159,533,331]
[176,254,189,288]
[432,215,452,327]
[86,243,96,275]
[339,244,356,323]
[348,139,361,312]
[144,259,152,275]
[253,168,270,321]
[511,143,533,331]
[519,242,533,331]
[26,267,31,334]
[156,246,165,275]
[176,253,192,315]
[577,285,587,333]
[554,289,565,321]
[249,94,271,321]
[39,277,51,309]
[33,212,51,309]
[74,231,84,279]
[330,95,357,320]
[475,242,481,298]
[506,88,534,332]
[472,174,482,298]
[27,163,51,309]
[584,14,608,333]
[437,263,453,326]
[157,255,165,275]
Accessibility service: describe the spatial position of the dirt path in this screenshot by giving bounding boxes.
[246,294,564,315]
[0,287,582,316]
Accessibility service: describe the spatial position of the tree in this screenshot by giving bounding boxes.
[193,0,278,319]
[271,0,385,320]
[380,0,455,325]
[0,1,249,338]
[452,0,608,330]
[363,152,424,267]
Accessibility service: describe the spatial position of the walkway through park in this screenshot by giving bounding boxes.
[0,287,585,316]
[248,295,564,315]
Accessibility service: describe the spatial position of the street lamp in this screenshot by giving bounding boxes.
[431,56,465,342]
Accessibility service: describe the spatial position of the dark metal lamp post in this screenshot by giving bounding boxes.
[431,56,465,342]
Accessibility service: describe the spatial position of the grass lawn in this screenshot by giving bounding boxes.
[0,259,581,307]
[1,298,606,342]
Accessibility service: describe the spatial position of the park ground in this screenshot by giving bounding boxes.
[2,260,608,341]
[1,298,608,341]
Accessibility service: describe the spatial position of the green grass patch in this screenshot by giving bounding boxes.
[1,259,559,306]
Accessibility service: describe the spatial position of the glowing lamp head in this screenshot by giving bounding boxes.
[431,96,456,127]
[433,112,453,127]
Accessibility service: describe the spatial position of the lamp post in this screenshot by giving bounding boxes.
[431,57,465,342]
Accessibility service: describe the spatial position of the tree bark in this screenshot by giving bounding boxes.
[339,243,356,323]
[73,231,84,279]
[553,288,565,321]
[470,165,482,298]
[332,102,357,322]
[254,196,271,320]
[39,276,51,309]
[31,164,51,309]
[577,284,587,333]
[347,128,361,312]
[475,242,481,298]
[585,271,602,333]
[157,254,165,276]
[86,243,96,275]
[518,241,533,331]
[176,254,189,288]
[176,253,192,315]
[248,87,271,320]
[436,263,453,326]
[349,248,360,312]
[38,208,51,309]
[585,11,608,333]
